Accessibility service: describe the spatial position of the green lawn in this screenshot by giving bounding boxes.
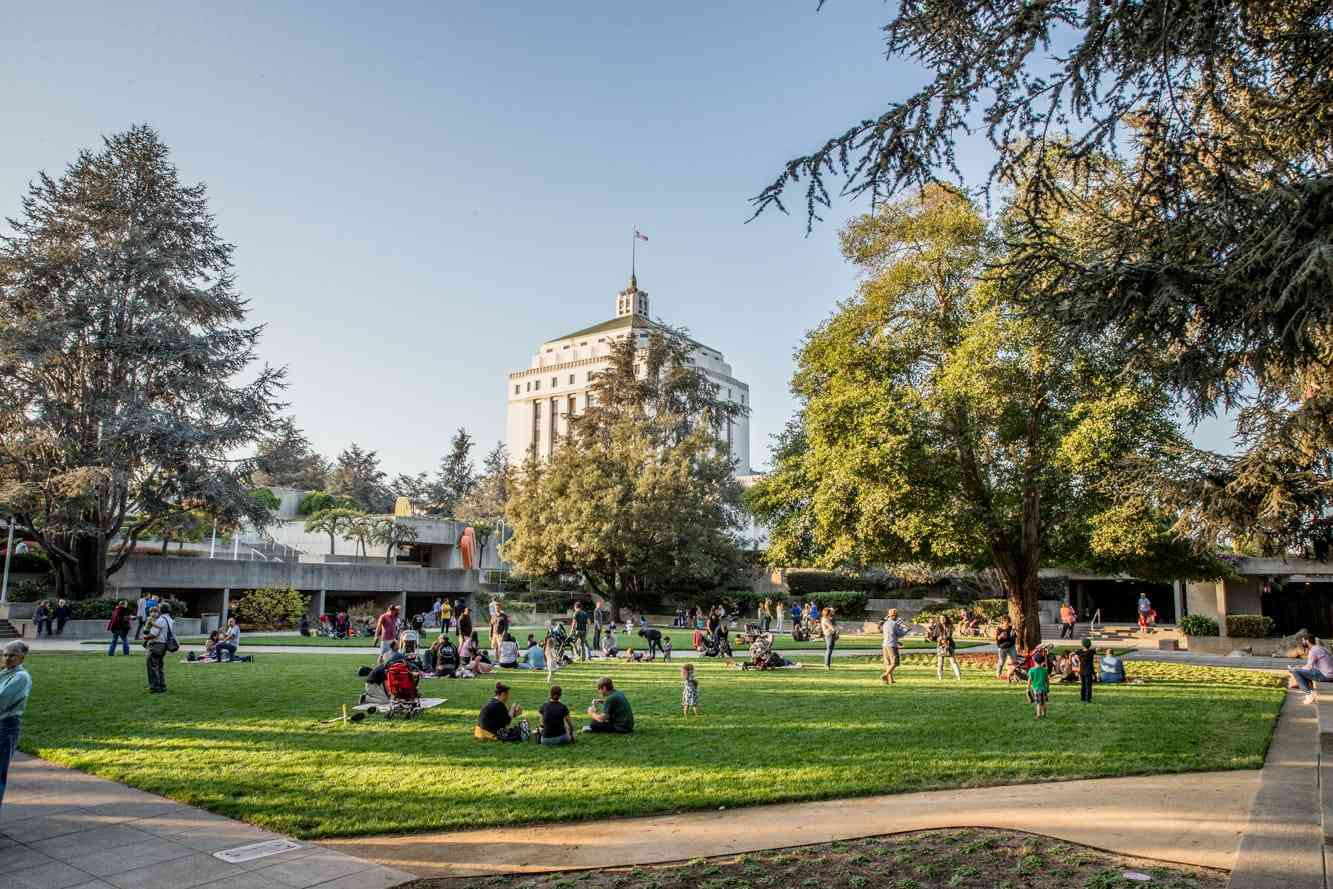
[20,652,1283,839]
[83,628,976,651]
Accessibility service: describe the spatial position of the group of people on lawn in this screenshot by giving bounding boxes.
[475,676,634,744]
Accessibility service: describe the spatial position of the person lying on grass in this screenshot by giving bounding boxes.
[582,676,634,734]
[475,681,530,742]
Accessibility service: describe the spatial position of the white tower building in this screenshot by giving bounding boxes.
[505,275,752,474]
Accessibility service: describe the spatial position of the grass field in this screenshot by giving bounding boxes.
[20,652,1283,839]
[82,628,977,651]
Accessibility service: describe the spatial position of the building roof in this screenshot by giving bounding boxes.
[545,314,645,345]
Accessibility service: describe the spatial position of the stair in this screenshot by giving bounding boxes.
[0,619,21,639]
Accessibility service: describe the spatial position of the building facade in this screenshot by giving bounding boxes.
[505,275,753,474]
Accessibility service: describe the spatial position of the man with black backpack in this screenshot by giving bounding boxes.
[143,603,178,694]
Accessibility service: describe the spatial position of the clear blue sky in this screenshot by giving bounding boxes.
[1,2,1232,475]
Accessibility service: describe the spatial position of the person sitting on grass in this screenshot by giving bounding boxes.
[582,676,634,734]
[459,630,479,664]
[602,631,619,658]
[522,636,546,671]
[215,617,241,662]
[203,630,221,661]
[537,684,576,746]
[424,634,458,677]
[498,632,521,669]
[475,681,530,742]
[463,653,495,676]
[623,646,644,662]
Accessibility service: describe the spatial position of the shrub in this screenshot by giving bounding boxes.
[1179,614,1220,637]
[250,487,281,511]
[5,551,51,573]
[7,578,50,602]
[233,586,308,629]
[298,490,354,516]
[912,598,1007,627]
[1226,614,1277,638]
[785,570,899,596]
[69,599,117,620]
[804,591,870,617]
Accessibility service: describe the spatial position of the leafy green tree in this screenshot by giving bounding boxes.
[249,488,281,513]
[456,441,511,552]
[754,1,1333,558]
[297,490,354,516]
[368,516,419,565]
[251,418,330,491]
[748,187,1218,648]
[505,325,745,618]
[233,586,308,629]
[303,508,365,556]
[327,444,393,513]
[434,428,476,517]
[0,125,283,597]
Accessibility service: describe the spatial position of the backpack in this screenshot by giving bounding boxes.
[164,621,180,652]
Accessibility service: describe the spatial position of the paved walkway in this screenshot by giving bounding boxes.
[325,770,1263,879]
[1,754,414,889]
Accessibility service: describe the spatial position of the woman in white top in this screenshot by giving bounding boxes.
[497,633,521,669]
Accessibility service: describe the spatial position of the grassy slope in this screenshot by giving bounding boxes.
[20,653,1282,839]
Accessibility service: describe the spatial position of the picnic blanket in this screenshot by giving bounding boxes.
[352,697,447,713]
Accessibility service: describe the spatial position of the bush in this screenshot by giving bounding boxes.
[233,586,308,629]
[5,551,51,573]
[913,598,1008,627]
[1179,614,1220,637]
[803,591,870,617]
[1226,614,1277,638]
[69,599,117,620]
[7,578,50,602]
[298,491,354,516]
[785,570,899,596]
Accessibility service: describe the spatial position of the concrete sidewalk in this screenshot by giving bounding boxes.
[1,754,414,889]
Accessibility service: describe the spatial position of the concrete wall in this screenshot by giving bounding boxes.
[12,618,203,640]
[110,555,478,596]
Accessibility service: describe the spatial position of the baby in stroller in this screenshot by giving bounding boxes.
[1007,643,1055,684]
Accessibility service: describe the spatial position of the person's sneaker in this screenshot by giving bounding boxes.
[1304,692,1317,705]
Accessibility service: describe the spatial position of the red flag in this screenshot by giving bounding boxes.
[634,229,649,242]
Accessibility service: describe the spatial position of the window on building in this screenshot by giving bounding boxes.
[562,344,570,349]
[580,341,587,347]
[567,395,576,424]
[514,384,520,395]
[548,397,558,457]
[525,381,530,392]
[532,400,542,452]
[551,377,557,388]
[727,388,732,398]
[568,374,574,385]
[534,379,540,390]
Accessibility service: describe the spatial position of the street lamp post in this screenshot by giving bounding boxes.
[1,516,15,604]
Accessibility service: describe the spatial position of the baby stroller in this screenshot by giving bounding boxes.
[357,663,422,719]
[544,623,578,666]
[1007,643,1054,685]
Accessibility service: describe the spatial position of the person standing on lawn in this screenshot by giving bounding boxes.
[133,593,149,640]
[374,604,400,658]
[572,601,591,661]
[457,607,473,650]
[880,608,909,684]
[0,641,33,812]
[592,601,606,653]
[774,599,785,634]
[637,626,665,660]
[994,617,1018,679]
[1028,650,1051,719]
[107,600,132,656]
[933,616,961,680]
[1076,638,1097,703]
[820,607,839,670]
[681,663,700,716]
[1059,601,1077,639]
[143,604,175,694]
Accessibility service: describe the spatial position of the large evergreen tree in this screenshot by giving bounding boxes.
[754,1,1333,556]
[0,125,283,596]
[327,443,393,513]
[251,417,329,490]
[504,325,745,617]
[748,187,1220,648]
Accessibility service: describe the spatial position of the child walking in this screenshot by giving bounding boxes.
[1028,650,1050,719]
[663,636,673,661]
[681,663,699,717]
[1076,637,1096,703]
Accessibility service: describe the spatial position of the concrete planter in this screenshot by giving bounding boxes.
[12,617,203,640]
[0,603,37,620]
[1185,634,1298,658]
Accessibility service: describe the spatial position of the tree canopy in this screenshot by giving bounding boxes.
[748,187,1221,647]
[0,125,282,596]
[251,417,329,491]
[327,444,393,514]
[755,1,1333,558]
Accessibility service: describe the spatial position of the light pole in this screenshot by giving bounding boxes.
[1,516,15,604]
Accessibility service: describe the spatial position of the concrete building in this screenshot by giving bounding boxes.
[505,275,753,474]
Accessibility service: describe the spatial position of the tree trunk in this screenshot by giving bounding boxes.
[1005,569,1043,652]
[327,532,335,555]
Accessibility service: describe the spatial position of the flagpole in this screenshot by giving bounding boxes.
[631,227,636,280]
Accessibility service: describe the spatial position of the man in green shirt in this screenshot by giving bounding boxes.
[1027,651,1050,720]
[584,676,634,734]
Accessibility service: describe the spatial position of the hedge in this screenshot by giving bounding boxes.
[784,570,899,596]
[912,598,1009,627]
[4,552,51,573]
[7,579,50,602]
[1179,614,1220,637]
[1226,614,1276,638]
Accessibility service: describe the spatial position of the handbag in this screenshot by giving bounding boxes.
[164,621,181,653]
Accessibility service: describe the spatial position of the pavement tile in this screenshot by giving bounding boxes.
[130,810,235,838]
[1,811,140,844]
[28,823,157,859]
[0,861,97,889]
[66,883,117,889]
[312,867,417,889]
[80,801,183,821]
[172,824,281,853]
[62,836,196,878]
[101,852,242,889]
[194,874,298,889]
[2,845,58,872]
[250,851,373,888]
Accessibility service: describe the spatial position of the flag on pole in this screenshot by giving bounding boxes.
[634,229,649,242]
